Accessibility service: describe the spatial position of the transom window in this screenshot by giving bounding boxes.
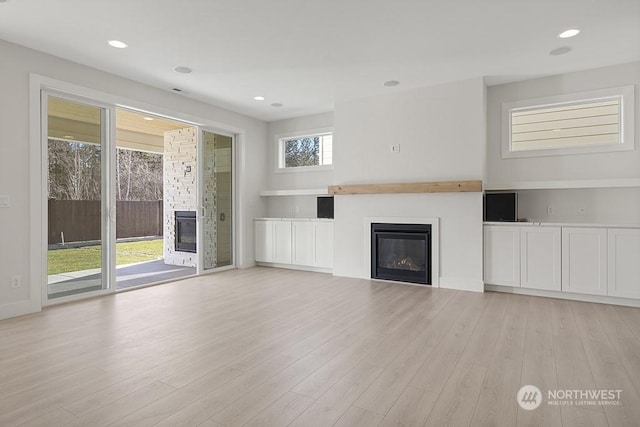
[502,85,634,158]
[278,130,333,170]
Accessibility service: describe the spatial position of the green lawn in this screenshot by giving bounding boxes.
[48,239,163,275]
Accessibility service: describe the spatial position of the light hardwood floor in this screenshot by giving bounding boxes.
[1,267,639,426]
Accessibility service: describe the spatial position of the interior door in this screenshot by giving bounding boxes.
[198,129,234,272]
[44,94,115,301]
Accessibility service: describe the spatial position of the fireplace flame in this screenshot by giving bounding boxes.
[390,256,422,271]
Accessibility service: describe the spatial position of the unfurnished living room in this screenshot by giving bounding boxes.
[0,1,639,426]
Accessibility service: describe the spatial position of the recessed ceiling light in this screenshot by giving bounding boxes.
[549,46,572,56]
[108,40,128,49]
[254,96,265,101]
[173,66,192,74]
[384,80,400,87]
[143,117,154,121]
[270,103,283,108]
[558,29,580,39]
[63,135,73,139]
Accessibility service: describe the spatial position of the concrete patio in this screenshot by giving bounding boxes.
[47,260,196,299]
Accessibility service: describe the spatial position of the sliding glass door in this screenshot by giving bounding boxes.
[45,95,113,300]
[199,129,234,272]
[42,91,236,304]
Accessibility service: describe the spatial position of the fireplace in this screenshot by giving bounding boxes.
[175,211,196,253]
[371,223,431,285]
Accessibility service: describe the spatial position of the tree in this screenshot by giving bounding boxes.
[48,139,163,201]
[284,137,319,167]
[48,139,101,200]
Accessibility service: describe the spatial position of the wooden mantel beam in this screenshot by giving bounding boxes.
[327,180,482,195]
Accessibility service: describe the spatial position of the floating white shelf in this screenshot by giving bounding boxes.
[259,188,329,197]
[485,178,640,191]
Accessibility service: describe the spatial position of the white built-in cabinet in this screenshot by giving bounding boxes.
[562,227,607,295]
[520,226,561,291]
[255,219,333,270]
[484,223,640,302]
[273,220,293,264]
[484,226,520,287]
[607,228,640,299]
[255,219,292,264]
[254,220,272,263]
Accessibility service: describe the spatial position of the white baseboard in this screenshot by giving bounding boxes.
[485,284,640,308]
[439,277,484,293]
[0,300,35,321]
[239,259,257,269]
[255,262,333,274]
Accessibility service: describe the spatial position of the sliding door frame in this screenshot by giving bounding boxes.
[41,90,117,305]
[197,127,237,275]
[29,74,246,311]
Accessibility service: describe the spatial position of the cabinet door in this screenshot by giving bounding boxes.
[254,220,272,263]
[273,220,292,264]
[292,221,314,266]
[608,228,640,299]
[521,227,561,291]
[562,228,607,296]
[484,225,520,287]
[314,221,334,269]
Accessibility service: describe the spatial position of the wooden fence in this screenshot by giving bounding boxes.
[48,200,163,244]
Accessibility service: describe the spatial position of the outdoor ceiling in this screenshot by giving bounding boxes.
[48,97,188,153]
[1,0,638,122]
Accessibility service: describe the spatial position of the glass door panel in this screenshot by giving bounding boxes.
[201,130,233,271]
[46,96,108,299]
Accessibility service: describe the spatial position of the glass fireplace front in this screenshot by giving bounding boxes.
[371,223,431,285]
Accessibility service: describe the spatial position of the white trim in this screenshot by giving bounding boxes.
[0,300,32,321]
[256,262,332,274]
[29,73,248,315]
[501,85,635,159]
[364,216,440,287]
[274,164,334,174]
[485,178,640,191]
[259,188,329,196]
[439,277,485,293]
[485,284,640,308]
[45,288,114,307]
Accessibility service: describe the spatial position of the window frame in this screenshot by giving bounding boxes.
[275,127,334,173]
[501,85,635,159]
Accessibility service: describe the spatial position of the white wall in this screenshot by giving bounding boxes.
[517,188,640,225]
[332,78,487,291]
[487,62,640,188]
[0,39,268,320]
[266,195,320,219]
[265,112,334,218]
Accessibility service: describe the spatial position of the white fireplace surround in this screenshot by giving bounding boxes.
[364,216,440,287]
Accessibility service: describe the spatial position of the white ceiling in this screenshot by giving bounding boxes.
[1,0,638,122]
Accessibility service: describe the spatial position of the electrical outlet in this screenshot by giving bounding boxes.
[10,275,21,289]
[578,207,586,216]
[0,194,9,208]
[390,144,401,153]
[547,206,554,215]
